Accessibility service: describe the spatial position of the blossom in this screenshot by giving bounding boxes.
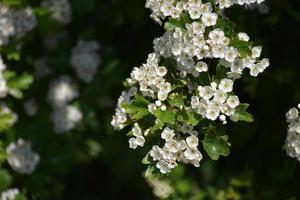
[0,4,36,46]
[41,0,72,24]
[47,76,79,107]
[70,40,101,83]
[285,105,300,162]
[6,139,40,174]
[50,105,82,134]
[1,188,20,200]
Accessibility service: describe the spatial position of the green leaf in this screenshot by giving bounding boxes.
[168,93,184,108]
[151,119,164,132]
[153,110,177,124]
[202,127,230,160]
[142,153,150,165]
[164,18,183,31]
[217,17,235,37]
[0,169,12,191]
[230,103,254,122]
[122,95,150,120]
[0,112,15,133]
[213,64,227,83]
[177,110,200,126]
[15,194,27,200]
[5,72,33,99]
[229,39,252,58]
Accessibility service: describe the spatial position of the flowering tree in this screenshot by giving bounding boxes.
[0,0,300,199]
[112,0,269,175]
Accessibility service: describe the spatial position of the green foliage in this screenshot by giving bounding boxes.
[202,127,230,160]
[4,71,33,99]
[0,169,12,191]
[230,104,254,123]
[122,95,151,120]
[153,109,177,124]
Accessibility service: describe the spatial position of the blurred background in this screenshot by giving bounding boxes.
[1,0,300,199]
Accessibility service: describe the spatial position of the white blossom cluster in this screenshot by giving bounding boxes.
[0,4,36,46]
[70,40,101,83]
[191,79,240,123]
[111,87,137,130]
[112,0,269,174]
[41,0,72,24]
[0,55,8,98]
[285,104,300,162]
[146,0,265,23]
[47,76,82,133]
[50,104,82,134]
[154,25,269,79]
[149,127,202,173]
[145,177,173,199]
[1,188,20,200]
[6,139,40,174]
[47,76,79,107]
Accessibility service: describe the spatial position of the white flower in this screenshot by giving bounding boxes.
[156,160,171,174]
[1,188,20,200]
[47,76,79,107]
[50,105,82,134]
[6,139,40,174]
[226,95,240,108]
[41,0,72,24]
[161,127,175,140]
[219,79,234,93]
[195,61,208,72]
[206,106,220,120]
[238,32,250,41]
[70,40,101,83]
[202,13,218,26]
[186,135,199,148]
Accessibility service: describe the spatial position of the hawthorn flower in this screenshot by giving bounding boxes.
[6,139,40,174]
[70,40,101,83]
[1,188,20,200]
[47,76,79,107]
[113,0,269,174]
[41,0,72,24]
[50,105,82,134]
[0,4,36,46]
[285,105,300,162]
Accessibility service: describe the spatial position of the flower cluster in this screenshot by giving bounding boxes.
[0,55,8,98]
[6,139,40,174]
[47,76,82,133]
[70,40,101,83]
[1,188,20,200]
[50,104,83,134]
[191,79,240,123]
[285,104,300,162]
[112,0,269,174]
[146,0,266,23]
[41,0,72,24]
[149,128,202,173]
[145,176,173,199]
[0,4,36,46]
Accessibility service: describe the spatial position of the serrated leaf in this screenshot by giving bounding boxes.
[229,39,252,58]
[153,110,177,124]
[202,128,230,160]
[151,119,164,132]
[168,93,184,108]
[230,103,254,122]
[122,95,150,120]
[5,72,33,99]
[177,110,200,126]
